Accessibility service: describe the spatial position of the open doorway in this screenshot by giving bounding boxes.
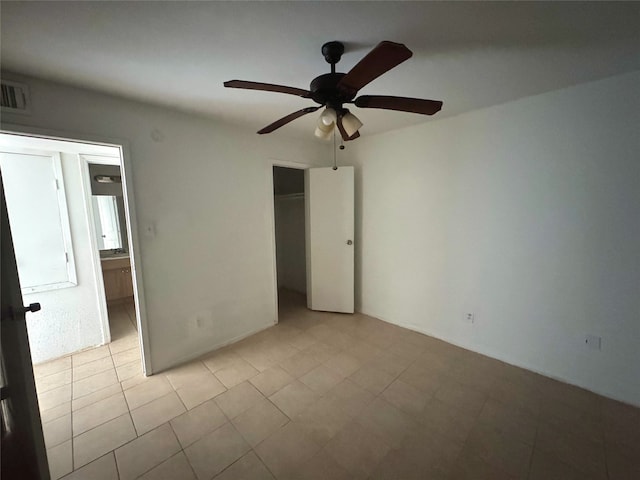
[84,156,138,349]
[0,134,143,359]
[273,166,307,317]
[0,132,146,477]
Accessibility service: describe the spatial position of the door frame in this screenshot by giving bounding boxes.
[268,159,309,324]
[78,153,118,346]
[0,124,152,375]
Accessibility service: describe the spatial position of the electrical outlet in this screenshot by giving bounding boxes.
[464,312,475,324]
[585,334,601,351]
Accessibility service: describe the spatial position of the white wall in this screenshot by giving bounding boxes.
[1,150,105,363]
[1,74,328,372]
[350,71,640,406]
[274,196,306,294]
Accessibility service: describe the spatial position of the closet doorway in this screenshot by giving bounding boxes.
[272,165,307,316]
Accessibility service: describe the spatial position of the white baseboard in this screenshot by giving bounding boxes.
[151,321,276,374]
[359,308,640,408]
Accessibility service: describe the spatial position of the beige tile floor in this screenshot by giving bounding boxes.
[34,291,639,480]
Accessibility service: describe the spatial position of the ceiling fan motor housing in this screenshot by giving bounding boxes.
[310,73,355,110]
[313,41,354,111]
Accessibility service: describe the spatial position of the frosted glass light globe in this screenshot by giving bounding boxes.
[321,108,337,126]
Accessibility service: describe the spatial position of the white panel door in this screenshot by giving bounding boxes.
[1,174,50,479]
[0,151,77,294]
[305,166,354,313]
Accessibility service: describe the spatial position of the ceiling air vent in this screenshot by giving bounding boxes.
[1,80,31,114]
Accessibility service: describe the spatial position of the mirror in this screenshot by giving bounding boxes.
[91,195,126,252]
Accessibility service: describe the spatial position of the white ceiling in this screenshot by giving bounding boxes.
[2,1,639,139]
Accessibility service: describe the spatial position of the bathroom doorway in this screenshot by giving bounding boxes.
[84,156,138,346]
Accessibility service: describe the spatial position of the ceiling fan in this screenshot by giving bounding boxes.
[224,41,442,141]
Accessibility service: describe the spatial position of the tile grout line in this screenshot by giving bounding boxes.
[173,385,189,413]
[116,423,182,480]
[112,449,122,480]
[526,423,540,480]
[72,366,126,425]
[72,403,125,441]
[71,378,122,405]
[34,363,72,382]
[251,444,280,480]
[35,374,74,397]
[67,345,121,475]
[124,379,179,411]
[209,451,248,479]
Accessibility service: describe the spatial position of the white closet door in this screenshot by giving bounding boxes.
[0,150,76,293]
[305,166,354,313]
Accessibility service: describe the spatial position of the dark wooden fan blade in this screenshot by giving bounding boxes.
[224,80,311,98]
[337,41,412,97]
[258,106,320,134]
[336,116,360,141]
[354,95,443,115]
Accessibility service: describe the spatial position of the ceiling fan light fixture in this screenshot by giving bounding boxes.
[314,126,333,140]
[314,119,334,140]
[320,107,337,126]
[341,112,363,137]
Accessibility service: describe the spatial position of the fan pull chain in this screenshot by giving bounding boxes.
[332,129,338,170]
